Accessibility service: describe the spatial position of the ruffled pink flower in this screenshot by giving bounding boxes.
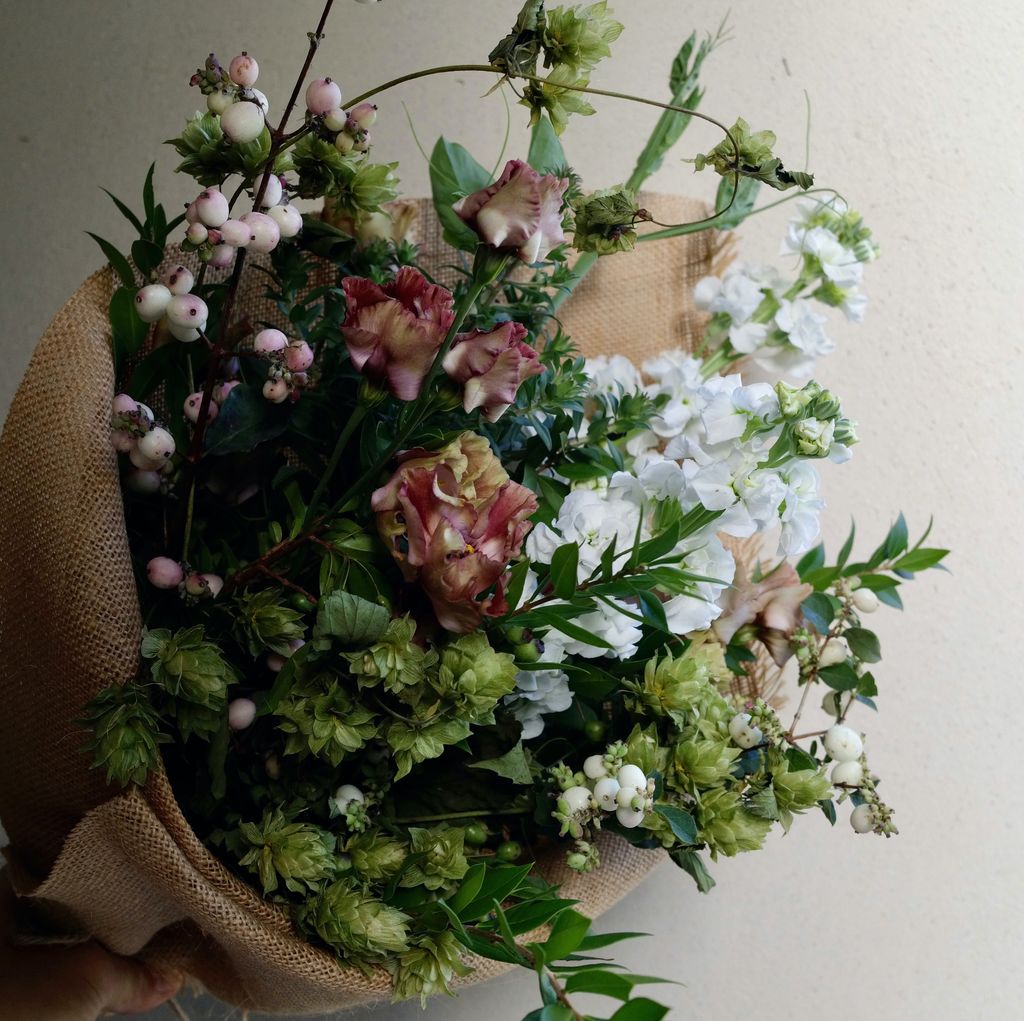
[372,432,538,632]
[453,159,569,264]
[442,321,544,422]
[341,267,455,400]
[713,561,812,666]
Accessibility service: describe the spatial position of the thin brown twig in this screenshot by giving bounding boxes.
[256,563,318,604]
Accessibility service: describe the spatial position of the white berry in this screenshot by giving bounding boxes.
[832,760,864,787]
[169,323,201,343]
[112,393,138,416]
[213,380,240,404]
[129,445,164,471]
[818,638,849,668]
[852,588,879,613]
[615,805,646,829]
[183,392,218,424]
[561,785,592,815]
[166,294,209,329]
[593,777,620,812]
[728,712,764,750]
[323,108,348,132]
[257,174,283,209]
[202,573,224,598]
[254,328,288,357]
[219,219,251,248]
[263,378,289,403]
[267,203,302,238]
[228,697,257,730]
[306,77,342,115]
[137,426,175,461]
[582,754,607,780]
[110,429,134,453]
[334,784,364,810]
[134,284,172,323]
[186,222,209,245]
[126,469,161,494]
[195,189,229,228]
[850,803,876,833]
[240,211,280,253]
[823,724,864,763]
[220,100,265,144]
[163,265,195,295]
[334,131,355,154]
[286,340,314,372]
[208,244,235,268]
[251,89,270,116]
[228,52,259,87]
[616,764,646,790]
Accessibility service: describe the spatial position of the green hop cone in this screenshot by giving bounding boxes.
[673,736,741,790]
[522,64,595,134]
[543,2,625,75]
[236,808,337,895]
[276,676,379,767]
[431,633,518,724]
[771,762,832,816]
[234,588,305,656]
[347,832,408,882]
[140,625,237,712]
[344,616,434,694]
[399,825,469,892]
[302,879,411,960]
[82,681,167,787]
[695,788,772,858]
[572,187,642,255]
[627,648,730,723]
[692,117,814,192]
[385,715,472,780]
[388,932,472,1007]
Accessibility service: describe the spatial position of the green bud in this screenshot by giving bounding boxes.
[514,639,543,664]
[388,932,472,1007]
[583,719,606,743]
[236,809,337,895]
[82,681,166,787]
[809,389,842,421]
[399,826,469,891]
[496,840,523,863]
[234,589,305,656]
[571,186,641,255]
[794,417,835,458]
[834,417,859,446]
[301,878,411,959]
[464,823,489,847]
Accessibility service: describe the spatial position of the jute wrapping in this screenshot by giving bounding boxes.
[0,194,728,1015]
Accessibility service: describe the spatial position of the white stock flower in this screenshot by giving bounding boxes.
[777,462,825,555]
[558,598,644,659]
[706,266,766,322]
[774,298,834,358]
[586,353,642,394]
[800,227,864,289]
[508,668,573,739]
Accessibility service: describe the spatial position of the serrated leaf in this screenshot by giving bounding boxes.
[844,627,881,663]
[469,742,533,785]
[315,591,389,647]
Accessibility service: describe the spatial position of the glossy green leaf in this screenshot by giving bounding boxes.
[844,627,881,663]
[549,543,580,600]
[528,115,566,174]
[88,233,135,288]
[654,803,698,844]
[429,137,492,251]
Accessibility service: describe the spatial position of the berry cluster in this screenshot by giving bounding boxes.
[253,327,316,404]
[134,265,208,342]
[555,751,657,844]
[111,392,176,490]
[146,556,223,602]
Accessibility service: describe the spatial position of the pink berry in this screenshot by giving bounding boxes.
[219,219,251,248]
[195,189,229,228]
[111,429,135,453]
[257,174,283,209]
[134,284,172,323]
[240,211,280,254]
[163,265,195,295]
[166,294,209,329]
[202,573,224,598]
[228,698,258,730]
[126,469,162,494]
[147,556,183,590]
[129,445,164,471]
[263,378,289,403]
[254,328,288,357]
[349,102,378,130]
[266,652,286,672]
[228,52,259,87]
[186,222,209,245]
[207,244,235,269]
[185,201,199,224]
[267,203,302,239]
[286,340,314,372]
[220,100,265,144]
[138,426,176,461]
[305,77,342,115]
[183,391,218,423]
[213,380,241,404]
[112,393,138,416]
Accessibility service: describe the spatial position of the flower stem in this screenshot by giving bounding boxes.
[302,403,369,529]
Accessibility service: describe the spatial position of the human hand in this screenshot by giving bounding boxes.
[0,868,184,1020]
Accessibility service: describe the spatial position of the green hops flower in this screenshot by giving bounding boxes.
[673,737,741,790]
[141,626,237,710]
[571,187,642,255]
[771,763,832,815]
[388,932,472,1007]
[692,117,814,191]
[399,826,469,892]
[385,715,472,780]
[82,682,167,787]
[236,809,337,894]
[623,723,667,779]
[302,879,411,959]
[522,64,595,134]
[315,591,389,648]
[344,617,433,693]
[234,589,305,656]
[431,634,518,724]
[627,648,732,731]
[347,833,408,882]
[276,676,379,767]
[695,788,772,858]
[543,2,624,75]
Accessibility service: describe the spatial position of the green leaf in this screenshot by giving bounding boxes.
[818,661,860,692]
[540,615,614,651]
[504,559,533,615]
[429,137,492,251]
[892,547,949,573]
[549,543,580,601]
[447,864,487,915]
[127,339,188,400]
[522,1007,574,1021]
[576,931,650,952]
[712,174,761,230]
[131,238,165,277]
[876,587,903,610]
[670,849,715,893]
[539,909,591,963]
[108,286,149,366]
[609,997,670,1021]
[796,543,826,577]
[454,864,533,921]
[528,115,566,174]
[142,162,156,222]
[844,627,881,664]
[564,970,634,1000]
[819,798,837,825]
[654,803,697,844]
[836,519,856,570]
[203,384,290,456]
[800,592,836,634]
[503,897,579,936]
[882,512,909,560]
[315,591,389,647]
[469,742,533,785]
[101,189,144,234]
[88,233,135,289]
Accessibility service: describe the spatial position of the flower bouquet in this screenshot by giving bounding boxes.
[0,1,948,1016]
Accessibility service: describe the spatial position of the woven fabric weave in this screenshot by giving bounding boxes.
[0,194,726,1014]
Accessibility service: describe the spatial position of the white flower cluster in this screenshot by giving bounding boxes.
[694,196,877,378]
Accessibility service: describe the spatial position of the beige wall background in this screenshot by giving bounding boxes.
[1,1,1022,1018]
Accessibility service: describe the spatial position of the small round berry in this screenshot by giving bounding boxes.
[219,218,251,248]
[201,573,224,598]
[112,393,138,416]
[110,429,135,453]
[289,593,316,613]
[583,719,606,743]
[195,188,229,228]
[129,446,164,471]
[818,638,849,668]
[126,469,162,494]
[582,754,607,780]
[561,785,592,815]
[220,100,265,144]
[831,760,864,787]
[593,777,621,812]
[136,402,155,429]
[207,86,234,115]
[615,785,639,810]
[184,572,212,597]
[852,588,879,614]
[615,805,646,829]
[147,556,183,589]
[266,203,302,238]
[334,131,355,155]
[183,391,218,423]
[228,697,258,731]
[352,131,371,153]
[263,379,289,403]
[251,88,270,115]
[305,77,342,115]
[208,244,235,268]
[616,764,646,791]
[137,426,175,461]
[823,724,864,763]
[349,102,378,130]
[850,803,876,834]
[168,323,201,343]
[323,108,348,132]
[257,174,283,209]
[496,840,522,862]
[163,265,195,295]
[821,691,844,717]
[166,293,209,329]
[334,784,364,810]
[134,284,172,323]
[186,221,209,245]
[728,712,764,750]
[254,328,288,357]
[464,823,488,847]
[285,340,314,372]
[185,200,199,224]
[240,211,280,253]
[213,380,240,404]
[228,52,259,87]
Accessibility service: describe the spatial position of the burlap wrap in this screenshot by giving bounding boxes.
[0,194,727,1015]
